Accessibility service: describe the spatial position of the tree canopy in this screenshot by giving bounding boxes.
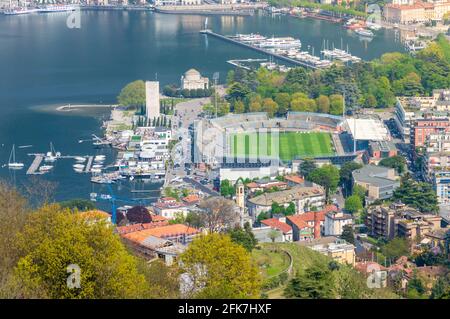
[117,80,146,108]
[180,234,261,298]
[307,164,340,202]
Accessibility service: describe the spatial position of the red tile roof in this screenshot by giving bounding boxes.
[261,218,292,234]
[286,215,310,229]
[284,175,304,184]
[121,224,201,243]
[355,261,387,274]
[116,221,169,235]
[287,205,338,230]
[182,194,200,204]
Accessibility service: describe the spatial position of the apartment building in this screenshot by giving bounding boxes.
[366,203,442,241]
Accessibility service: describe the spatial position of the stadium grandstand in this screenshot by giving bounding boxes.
[194,112,357,167]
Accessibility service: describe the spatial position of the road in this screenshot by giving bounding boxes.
[164,97,211,187]
[183,177,220,197]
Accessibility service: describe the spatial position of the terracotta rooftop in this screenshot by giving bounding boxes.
[260,218,292,234]
[121,224,201,243]
[182,194,200,204]
[355,261,387,274]
[287,205,337,229]
[116,220,169,235]
[284,175,304,184]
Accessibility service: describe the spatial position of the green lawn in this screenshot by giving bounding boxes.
[229,131,335,161]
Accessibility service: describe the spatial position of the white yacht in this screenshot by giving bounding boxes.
[258,37,301,49]
[354,28,374,38]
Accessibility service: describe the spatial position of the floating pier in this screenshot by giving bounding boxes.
[84,156,94,173]
[200,30,324,70]
[26,154,44,175]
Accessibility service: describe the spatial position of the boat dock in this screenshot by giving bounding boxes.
[200,30,326,70]
[84,156,94,173]
[26,154,44,175]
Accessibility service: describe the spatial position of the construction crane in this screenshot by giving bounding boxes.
[90,184,147,224]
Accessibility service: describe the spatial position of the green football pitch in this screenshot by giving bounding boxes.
[229,132,335,161]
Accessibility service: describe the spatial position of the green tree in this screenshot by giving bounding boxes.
[0,182,29,298]
[220,179,235,198]
[379,155,406,174]
[233,99,245,114]
[345,195,363,215]
[59,199,95,212]
[12,205,148,298]
[299,158,317,178]
[228,222,258,252]
[284,264,335,299]
[352,184,367,203]
[307,165,340,202]
[180,234,261,298]
[262,98,278,117]
[340,225,355,244]
[381,238,410,261]
[339,161,362,196]
[329,94,344,115]
[316,95,330,113]
[393,174,439,213]
[430,277,449,299]
[364,94,377,108]
[274,93,291,116]
[117,80,146,108]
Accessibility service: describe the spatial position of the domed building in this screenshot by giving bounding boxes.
[180,68,209,91]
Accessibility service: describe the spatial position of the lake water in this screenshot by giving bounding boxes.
[0,10,405,203]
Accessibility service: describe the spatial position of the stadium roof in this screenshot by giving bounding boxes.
[345,118,389,141]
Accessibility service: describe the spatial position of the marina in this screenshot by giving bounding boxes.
[200,30,335,69]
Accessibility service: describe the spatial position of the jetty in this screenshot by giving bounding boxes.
[84,156,94,173]
[56,104,117,111]
[26,154,44,175]
[200,30,328,70]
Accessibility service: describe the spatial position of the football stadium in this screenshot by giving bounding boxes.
[194,112,354,165]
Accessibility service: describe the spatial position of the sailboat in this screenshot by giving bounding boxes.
[8,144,24,169]
[44,142,60,162]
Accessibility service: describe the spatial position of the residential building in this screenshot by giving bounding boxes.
[284,174,305,187]
[367,204,398,240]
[411,118,450,147]
[298,237,356,266]
[260,216,293,242]
[286,205,337,241]
[246,178,288,194]
[324,210,353,236]
[352,165,400,202]
[384,0,450,24]
[119,223,201,265]
[367,203,442,240]
[247,185,325,219]
[368,140,398,162]
[394,90,450,143]
[152,197,189,219]
[181,69,209,91]
[355,262,388,288]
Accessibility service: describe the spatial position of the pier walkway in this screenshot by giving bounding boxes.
[27,154,44,175]
[85,156,94,173]
[200,30,319,70]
